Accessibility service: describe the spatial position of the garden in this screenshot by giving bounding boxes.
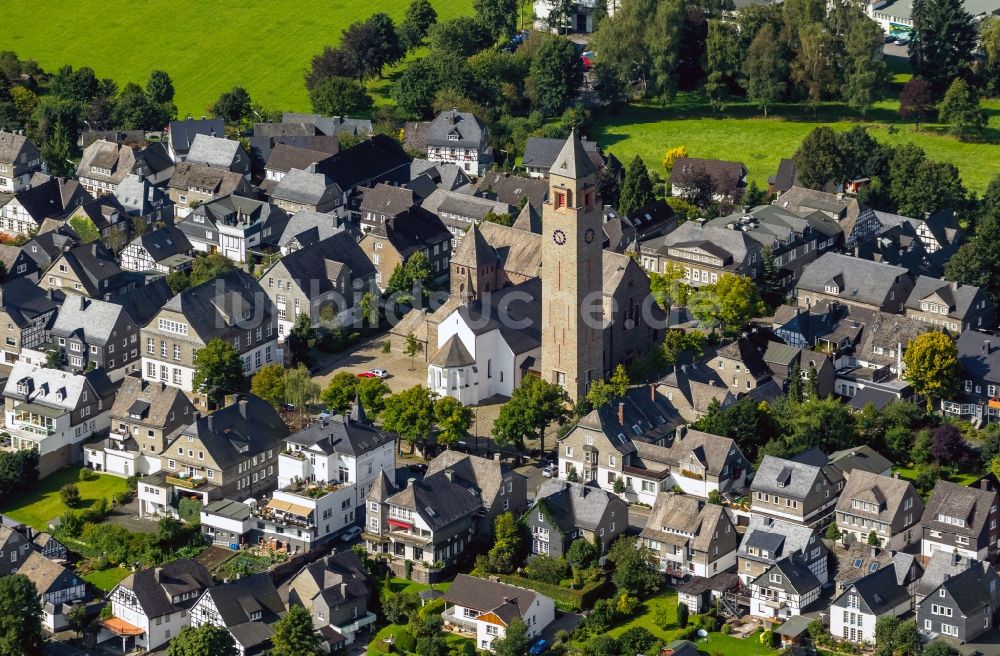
[0,465,128,532]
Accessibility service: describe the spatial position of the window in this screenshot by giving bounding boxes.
[158,319,188,335]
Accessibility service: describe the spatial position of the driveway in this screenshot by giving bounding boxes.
[540,612,584,643]
[104,497,158,534]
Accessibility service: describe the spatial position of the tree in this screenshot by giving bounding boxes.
[189,252,235,287]
[286,312,316,367]
[785,396,857,453]
[795,126,846,191]
[930,423,965,462]
[586,364,630,409]
[647,0,686,102]
[270,605,322,656]
[166,624,238,656]
[0,574,43,656]
[706,19,742,92]
[981,16,1000,95]
[251,364,287,407]
[661,146,689,174]
[902,331,959,410]
[742,24,786,117]
[875,615,900,650]
[381,386,436,453]
[387,251,434,301]
[67,215,100,243]
[824,523,841,540]
[947,215,1000,304]
[66,604,91,641]
[487,512,523,573]
[939,77,986,140]
[392,59,440,118]
[909,0,978,92]
[400,0,439,50]
[866,529,881,547]
[618,155,654,217]
[691,273,766,336]
[192,338,243,400]
[607,536,660,596]
[492,375,570,453]
[306,47,360,89]
[842,11,888,116]
[527,36,583,117]
[286,365,320,415]
[899,77,937,129]
[428,17,491,58]
[210,86,251,124]
[491,619,529,656]
[475,0,518,43]
[321,371,358,414]
[434,396,473,448]
[145,70,175,104]
[893,620,921,656]
[596,161,622,208]
[405,333,420,371]
[309,76,373,116]
[382,590,420,624]
[661,329,703,367]
[677,601,689,628]
[924,640,960,656]
[791,23,835,112]
[567,537,599,569]
[60,483,81,508]
[340,14,404,82]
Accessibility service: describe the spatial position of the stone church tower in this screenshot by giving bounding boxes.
[540,131,604,402]
[450,223,498,302]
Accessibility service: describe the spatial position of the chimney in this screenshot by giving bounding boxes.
[985,340,992,355]
[239,398,248,419]
[951,281,959,290]
[893,471,900,479]
[982,478,990,491]
[494,453,501,462]
[617,402,625,426]
[407,477,416,488]
[207,414,214,432]
[79,295,87,310]
[444,469,454,483]
[47,289,56,301]
[649,383,655,401]
[678,425,687,439]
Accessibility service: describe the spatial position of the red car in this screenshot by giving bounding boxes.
[355,372,376,378]
[581,55,593,70]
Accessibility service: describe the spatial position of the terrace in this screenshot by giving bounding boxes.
[280,479,346,499]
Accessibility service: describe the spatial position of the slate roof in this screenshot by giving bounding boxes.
[265,143,336,174]
[359,183,414,217]
[201,573,284,650]
[670,157,746,192]
[655,428,744,478]
[956,330,1000,386]
[645,220,757,266]
[50,295,126,345]
[280,113,372,138]
[776,186,877,240]
[445,574,540,622]
[835,470,921,525]
[641,492,730,553]
[166,396,290,471]
[271,168,341,206]
[656,364,735,421]
[403,121,430,152]
[425,451,515,506]
[828,446,894,476]
[272,232,375,298]
[18,550,78,595]
[115,174,171,216]
[422,189,512,225]
[754,555,822,595]
[0,277,58,329]
[474,172,548,208]
[549,130,597,179]
[168,119,225,156]
[523,136,602,172]
[797,252,909,307]
[533,480,621,533]
[916,551,986,598]
[285,399,391,457]
[202,498,254,521]
[168,162,246,196]
[385,470,483,530]
[116,558,213,618]
[426,110,487,149]
[429,334,476,368]
[856,312,931,368]
[770,158,798,194]
[160,269,272,343]
[185,134,244,170]
[739,515,822,564]
[0,131,32,164]
[933,565,1000,616]
[110,374,193,427]
[283,550,370,609]
[831,564,910,615]
[451,223,497,269]
[319,135,410,192]
[49,242,123,297]
[409,158,473,194]
[132,226,193,265]
[923,479,997,539]
[752,452,844,500]
[905,276,986,320]
[368,208,451,259]
[10,177,90,223]
[76,140,136,185]
[132,143,175,186]
[475,221,541,279]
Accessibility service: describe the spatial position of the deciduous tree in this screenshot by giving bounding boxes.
[527,36,583,117]
[0,574,43,656]
[381,386,436,453]
[492,375,570,453]
[270,605,322,656]
[210,86,251,124]
[251,364,287,406]
[899,77,936,129]
[474,0,518,43]
[939,77,986,140]
[192,338,243,400]
[742,24,786,117]
[309,76,373,117]
[166,625,237,656]
[902,331,959,410]
[400,0,439,51]
[434,396,473,448]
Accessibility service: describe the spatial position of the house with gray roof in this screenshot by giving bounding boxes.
[178,194,289,263]
[641,492,738,581]
[830,562,913,645]
[356,183,415,233]
[184,134,250,178]
[835,470,923,550]
[670,156,747,203]
[0,130,43,193]
[656,364,736,423]
[915,558,1000,643]
[260,232,376,338]
[944,330,1000,423]
[443,574,555,653]
[270,168,343,214]
[2,361,115,477]
[526,480,627,559]
[167,118,225,162]
[796,252,913,314]
[264,143,336,185]
[121,226,193,273]
[282,550,374,645]
[75,139,137,195]
[273,209,345,255]
[737,515,828,587]
[408,158,474,197]
[18,550,86,632]
[921,479,999,560]
[905,276,995,334]
[50,294,147,378]
[474,171,549,209]
[775,186,881,248]
[364,466,484,581]
[426,451,528,537]
[358,206,452,291]
[0,176,91,236]
[829,445,894,479]
[523,136,603,179]
[190,573,285,656]
[113,174,173,225]
[751,449,845,527]
[167,162,251,218]
[875,209,965,256]
[139,268,277,392]
[638,219,764,285]
[420,188,513,246]
[0,276,59,364]
[749,553,824,620]
[425,109,492,176]
[101,558,214,651]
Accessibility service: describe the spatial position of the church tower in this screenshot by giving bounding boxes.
[540,131,604,402]
[450,223,498,302]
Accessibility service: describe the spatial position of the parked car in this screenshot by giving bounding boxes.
[407,463,427,475]
[369,369,390,379]
[356,371,376,378]
[884,34,896,43]
[896,36,909,45]
[529,639,549,655]
[340,526,363,542]
[542,463,557,478]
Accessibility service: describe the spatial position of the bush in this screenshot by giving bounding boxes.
[111,491,129,506]
[722,623,733,635]
[60,483,81,508]
[394,628,416,654]
[677,601,689,628]
[523,555,569,585]
[381,341,392,354]
[177,497,203,524]
[78,468,97,481]
[760,630,776,648]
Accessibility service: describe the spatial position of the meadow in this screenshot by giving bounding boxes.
[0,0,473,118]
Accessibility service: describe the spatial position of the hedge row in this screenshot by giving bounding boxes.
[496,573,609,612]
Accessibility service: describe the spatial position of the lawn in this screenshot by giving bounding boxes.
[0,0,474,117]
[82,566,130,592]
[368,623,475,656]
[382,576,452,596]
[893,466,980,487]
[0,466,128,532]
[591,92,1000,193]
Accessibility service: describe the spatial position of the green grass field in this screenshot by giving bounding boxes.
[82,566,130,592]
[0,0,474,118]
[592,93,1000,193]
[0,466,127,532]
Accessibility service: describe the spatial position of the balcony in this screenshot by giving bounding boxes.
[166,474,207,489]
[281,479,346,499]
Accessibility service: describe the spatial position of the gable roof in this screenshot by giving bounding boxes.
[905,276,987,319]
[270,232,375,298]
[0,130,33,164]
[359,183,414,217]
[385,470,483,529]
[284,550,370,609]
[532,480,623,533]
[265,143,336,174]
[752,452,844,500]
[110,374,193,427]
[523,136,602,171]
[160,268,272,342]
[797,252,909,307]
[201,572,284,642]
[753,555,822,595]
[828,445,894,476]
[10,177,90,223]
[444,574,540,621]
[168,162,247,196]
[116,558,213,618]
[923,479,998,537]
[832,563,910,615]
[132,226,193,265]
[50,295,127,345]
[285,400,391,458]
[271,168,340,206]
[835,470,921,524]
[185,134,244,169]
[167,397,290,471]
[670,157,746,191]
[641,492,731,553]
[475,171,548,208]
[426,110,487,149]
[18,550,78,595]
[0,277,58,328]
[957,330,1000,385]
[168,119,225,155]
[451,223,498,269]
[739,515,822,563]
[425,451,515,505]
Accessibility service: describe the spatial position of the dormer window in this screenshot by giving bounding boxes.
[448,133,459,141]
[825,285,839,294]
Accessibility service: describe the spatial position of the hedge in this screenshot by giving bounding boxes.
[496,573,609,612]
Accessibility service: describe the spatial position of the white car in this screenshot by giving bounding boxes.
[542,464,557,478]
[340,526,363,542]
[369,369,390,379]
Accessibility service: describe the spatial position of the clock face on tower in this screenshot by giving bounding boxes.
[552,229,567,246]
[584,228,596,244]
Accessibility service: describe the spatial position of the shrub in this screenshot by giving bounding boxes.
[177,497,203,524]
[722,623,733,635]
[78,468,96,481]
[111,491,129,506]
[523,555,569,584]
[381,341,392,354]
[677,601,689,628]
[60,483,81,508]
[760,630,776,648]
[394,628,416,654]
